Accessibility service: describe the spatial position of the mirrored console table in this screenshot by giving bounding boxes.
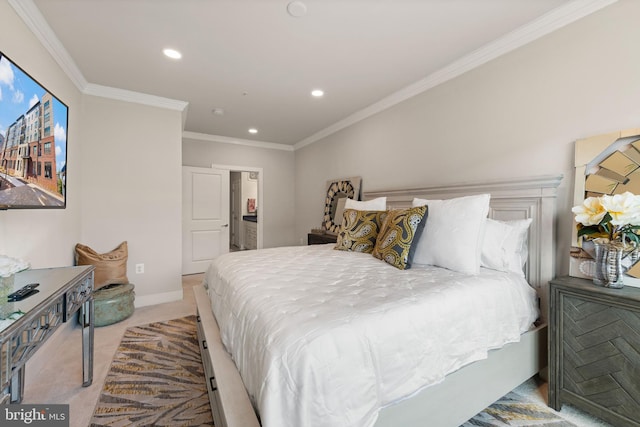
[0,266,94,404]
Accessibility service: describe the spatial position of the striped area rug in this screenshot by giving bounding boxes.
[463,393,577,427]
[91,316,575,427]
[90,316,213,427]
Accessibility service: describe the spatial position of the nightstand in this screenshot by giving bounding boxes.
[307,232,337,245]
[549,276,640,426]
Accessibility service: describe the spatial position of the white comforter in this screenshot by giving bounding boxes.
[205,244,539,427]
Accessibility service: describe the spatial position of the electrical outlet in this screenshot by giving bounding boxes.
[135,263,144,274]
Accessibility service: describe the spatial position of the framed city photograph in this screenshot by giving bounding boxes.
[0,51,68,209]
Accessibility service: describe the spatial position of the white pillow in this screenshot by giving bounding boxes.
[481,218,533,276]
[412,194,490,274]
[344,197,386,211]
[480,218,511,271]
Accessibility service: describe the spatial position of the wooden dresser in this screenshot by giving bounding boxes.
[549,276,640,426]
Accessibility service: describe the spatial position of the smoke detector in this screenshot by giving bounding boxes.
[287,1,307,17]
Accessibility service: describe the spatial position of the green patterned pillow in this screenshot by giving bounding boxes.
[334,209,388,253]
[372,206,428,270]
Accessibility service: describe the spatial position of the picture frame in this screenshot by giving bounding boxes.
[322,176,362,234]
[0,51,68,209]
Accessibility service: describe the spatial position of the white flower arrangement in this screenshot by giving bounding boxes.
[572,192,640,245]
[0,255,30,278]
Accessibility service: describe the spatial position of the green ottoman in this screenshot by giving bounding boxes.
[93,283,135,327]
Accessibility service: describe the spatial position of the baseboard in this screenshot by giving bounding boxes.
[134,289,183,308]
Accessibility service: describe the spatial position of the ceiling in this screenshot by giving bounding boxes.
[20,0,608,147]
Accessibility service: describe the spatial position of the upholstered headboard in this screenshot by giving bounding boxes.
[364,175,562,319]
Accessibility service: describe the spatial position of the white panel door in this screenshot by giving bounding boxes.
[182,166,230,274]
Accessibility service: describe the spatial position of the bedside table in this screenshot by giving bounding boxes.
[307,233,337,245]
[549,276,640,426]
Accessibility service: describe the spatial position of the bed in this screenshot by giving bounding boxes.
[194,175,562,427]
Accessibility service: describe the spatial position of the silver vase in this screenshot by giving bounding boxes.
[592,241,625,288]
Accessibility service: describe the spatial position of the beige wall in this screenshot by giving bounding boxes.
[295,0,640,276]
[3,0,639,293]
[182,139,296,248]
[0,2,184,304]
[79,96,184,305]
[0,1,82,267]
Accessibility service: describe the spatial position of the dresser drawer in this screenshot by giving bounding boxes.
[64,272,94,320]
[1,295,65,390]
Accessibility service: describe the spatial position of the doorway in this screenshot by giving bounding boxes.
[230,171,259,251]
[214,164,263,253]
[181,164,263,275]
[182,166,230,275]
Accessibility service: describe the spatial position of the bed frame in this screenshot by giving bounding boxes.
[194,174,562,427]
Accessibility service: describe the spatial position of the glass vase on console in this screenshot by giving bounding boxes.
[573,192,640,289]
[592,240,626,288]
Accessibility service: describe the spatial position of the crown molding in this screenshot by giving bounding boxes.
[13,0,617,150]
[293,0,617,150]
[8,0,88,91]
[10,0,190,113]
[84,84,188,112]
[183,131,294,152]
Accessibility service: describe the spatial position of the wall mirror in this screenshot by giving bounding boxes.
[571,128,640,287]
[322,177,361,234]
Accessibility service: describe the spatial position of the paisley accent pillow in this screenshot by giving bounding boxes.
[334,209,388,253]
[372,206,428,270]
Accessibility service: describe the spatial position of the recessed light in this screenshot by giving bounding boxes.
[248,128,258,134]
[311,89,324,97]
[163,48,182,59]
